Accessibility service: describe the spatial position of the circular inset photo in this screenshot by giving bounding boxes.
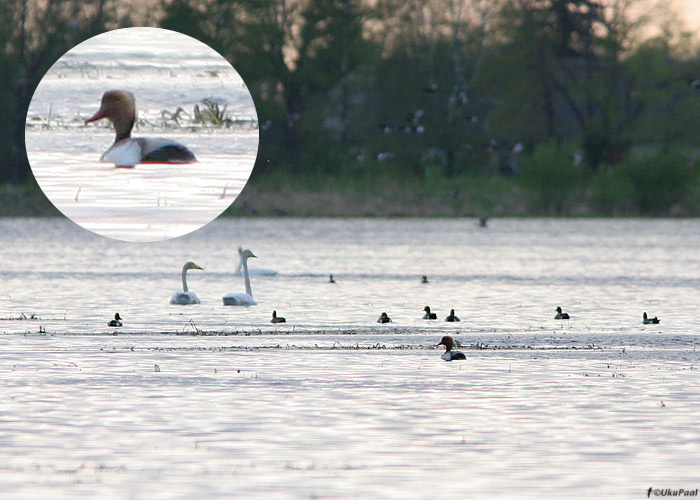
[26,27,259,242]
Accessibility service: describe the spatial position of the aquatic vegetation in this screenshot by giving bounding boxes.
[180,319,204,335]
[194,97,230,126]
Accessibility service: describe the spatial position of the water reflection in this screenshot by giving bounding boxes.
[1,217,699,336]
[1,217,699,498]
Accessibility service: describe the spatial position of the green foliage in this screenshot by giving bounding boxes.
[519,142,585,215]
[589,152,700,216]
[625,37,700,148]
[158,0,210,41]
[1,0,128,184]
[618,153,699,215]
[5,0,700,218]
[588,168,636,216]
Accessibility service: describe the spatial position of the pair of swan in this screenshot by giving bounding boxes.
[223,249,257,306]
[170,249,260,306]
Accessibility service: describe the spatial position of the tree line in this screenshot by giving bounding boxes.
[2,0,700,200]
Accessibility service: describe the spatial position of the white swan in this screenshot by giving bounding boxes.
[223,249,257,306]
[170,261,204,305]
[233,246,277,276]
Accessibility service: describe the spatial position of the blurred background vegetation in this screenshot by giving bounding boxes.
[3,0,700,216]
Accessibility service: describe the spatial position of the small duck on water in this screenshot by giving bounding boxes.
[445,309,460,322]
[421,275,429,284]
[377,312,392,323]
[271,310,286,323]
[554,306,570,320]
[85,90,197,167]
[437,335,466,361]
[423,306,437,320]
[643,312,660,324]
[108,313,122,327]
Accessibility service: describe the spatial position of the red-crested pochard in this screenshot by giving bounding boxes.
[437,335,466,361]
[85,90,197,168]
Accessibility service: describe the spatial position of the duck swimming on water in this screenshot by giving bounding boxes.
[437,336,466,361]
[108,313,122,327]
[271,310,286,323]
[643,312,660,324]
[554,306,570,320]
[423,306,437,320]
[445,309,460,322]
[85,90,197,168]
[377,312,392,323]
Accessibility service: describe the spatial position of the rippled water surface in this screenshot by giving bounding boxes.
[1,217,699,499]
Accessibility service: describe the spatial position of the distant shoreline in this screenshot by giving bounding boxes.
[3,180,699,218]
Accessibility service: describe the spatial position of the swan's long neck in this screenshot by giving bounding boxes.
[181,267,189,292]
[242,257,253,297]
[233,255,243,275]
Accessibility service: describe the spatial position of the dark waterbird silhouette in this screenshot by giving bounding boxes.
[437,336,466,361]
[445,309,460,322]
[108,313,122,327]
[377,312,392,324]
[643,312,660,324]
[555,307,570,320]
[423,306,437,320]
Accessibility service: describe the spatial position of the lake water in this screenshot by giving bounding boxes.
[1,217,699,499]
[25,28,258,242]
